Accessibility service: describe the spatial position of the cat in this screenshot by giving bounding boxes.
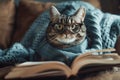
[46,6,87,48]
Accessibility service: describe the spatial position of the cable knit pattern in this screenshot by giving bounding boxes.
[0,1,120,66]
[101,14,120,48]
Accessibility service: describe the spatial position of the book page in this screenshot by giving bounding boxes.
[17,61,57,67]
[72,48,116,65]
[71,58,120,75]
[71,48,120,75]
[5,61,72,79]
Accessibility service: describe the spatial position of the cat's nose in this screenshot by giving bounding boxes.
[65,34,68,38]
[63,34,69,38]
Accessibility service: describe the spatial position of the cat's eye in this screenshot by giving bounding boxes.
[70,25,80,33]
[71,25,76,29]
[54,24,63,31]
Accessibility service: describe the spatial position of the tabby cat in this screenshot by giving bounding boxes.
[46,6,86,48]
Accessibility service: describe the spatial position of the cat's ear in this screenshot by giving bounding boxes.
[50,6,60,21]
[73,7,86,22]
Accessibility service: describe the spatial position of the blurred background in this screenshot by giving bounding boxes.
[15,0,120,14]
[84,0,120,14]
[100,0,120,14]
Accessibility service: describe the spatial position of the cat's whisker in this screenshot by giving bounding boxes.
[49,35,57,41]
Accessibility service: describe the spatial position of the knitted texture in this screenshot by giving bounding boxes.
[0,1,120,66]
[101,14,120,48]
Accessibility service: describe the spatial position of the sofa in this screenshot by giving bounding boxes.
[0,0,120,79]
[0,0,53,49]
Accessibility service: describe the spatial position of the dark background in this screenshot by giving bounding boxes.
[100,0,120,14]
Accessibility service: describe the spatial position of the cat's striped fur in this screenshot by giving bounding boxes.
[46,6,86,48]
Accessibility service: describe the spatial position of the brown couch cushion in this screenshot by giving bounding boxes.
[12,0,54,43]
[0,0,15,49]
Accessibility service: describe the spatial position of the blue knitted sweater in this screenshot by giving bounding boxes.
[0,1,120,66]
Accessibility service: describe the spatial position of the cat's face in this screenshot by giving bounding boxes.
[46,6,86,48]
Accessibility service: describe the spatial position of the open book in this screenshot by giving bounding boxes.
[5,48,120,79]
